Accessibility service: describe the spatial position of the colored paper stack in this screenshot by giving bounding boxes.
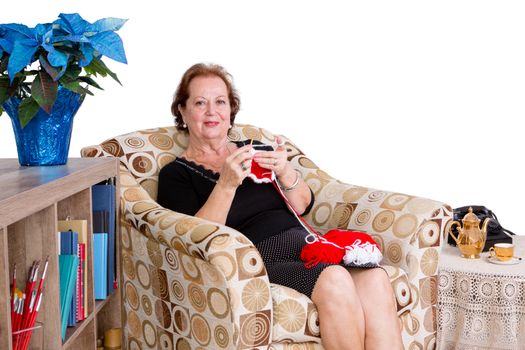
[10,258,48,350]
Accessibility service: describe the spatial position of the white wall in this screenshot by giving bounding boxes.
[2,1,524,235]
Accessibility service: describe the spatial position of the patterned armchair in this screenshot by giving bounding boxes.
[81,124,452,350]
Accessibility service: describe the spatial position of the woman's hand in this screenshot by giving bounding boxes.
[252,136,290,177]
[217,144,253,189]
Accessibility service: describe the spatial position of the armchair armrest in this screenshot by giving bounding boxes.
[297,169,453,342]
[270,283,321,344]
[299,171,452,273]
[119,168,274,349]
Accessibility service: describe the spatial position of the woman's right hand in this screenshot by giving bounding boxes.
[217,144,253,189]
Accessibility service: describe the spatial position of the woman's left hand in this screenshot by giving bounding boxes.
[252,136,290,177]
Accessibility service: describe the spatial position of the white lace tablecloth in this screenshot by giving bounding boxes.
[437,236,525,350]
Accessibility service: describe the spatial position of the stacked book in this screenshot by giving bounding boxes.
[58,219,87,338]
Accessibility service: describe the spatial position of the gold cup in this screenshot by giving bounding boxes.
[489,243,514,262]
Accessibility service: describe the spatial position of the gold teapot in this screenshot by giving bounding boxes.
[448,207,490,258]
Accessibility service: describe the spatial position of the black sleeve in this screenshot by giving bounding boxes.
[300,188,315,216]
[157,161,201,216]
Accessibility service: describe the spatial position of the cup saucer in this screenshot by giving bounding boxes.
[487,256,522,265]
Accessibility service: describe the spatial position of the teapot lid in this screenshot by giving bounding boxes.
[462,207,480,223]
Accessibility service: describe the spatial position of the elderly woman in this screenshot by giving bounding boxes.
[157,63,403,350]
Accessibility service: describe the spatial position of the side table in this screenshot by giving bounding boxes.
[437,236,525,350]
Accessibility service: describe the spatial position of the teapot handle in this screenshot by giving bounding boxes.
[447,220,462,244]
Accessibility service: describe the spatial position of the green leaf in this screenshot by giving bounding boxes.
[85,58,122,85]
[0,77,9,113]
[105,67,122,86]
[61,81,93,96]
[32,70,58,114]
[84,57,107,76]
[7,76,24,96]
[77,76,103,90]
[0,56,8,74]
[22,70,38,76]
[0,77,9,86]
[18,97,40,128]
[58,65,82,85]
[0,85,9,105]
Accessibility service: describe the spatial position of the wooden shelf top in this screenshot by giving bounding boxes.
[0,157,117,227]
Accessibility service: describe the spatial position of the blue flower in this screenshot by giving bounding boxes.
[0,13,127,126]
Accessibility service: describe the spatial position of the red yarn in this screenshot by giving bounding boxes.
[300,229,379,268]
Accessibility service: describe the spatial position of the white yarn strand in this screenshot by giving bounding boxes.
[343,240,383,266]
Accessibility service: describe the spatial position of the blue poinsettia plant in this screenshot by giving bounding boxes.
[0,13,127,127]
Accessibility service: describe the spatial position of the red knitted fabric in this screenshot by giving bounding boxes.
[247,158,274,183]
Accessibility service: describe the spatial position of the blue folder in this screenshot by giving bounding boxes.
[59,254,79,340]
[60,231,78,327]
[92,183,116,294]
[93,233,108,299]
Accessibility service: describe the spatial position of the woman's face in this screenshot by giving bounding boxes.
[179,75,231,142]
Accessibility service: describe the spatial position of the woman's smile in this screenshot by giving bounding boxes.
[204,121,220,127]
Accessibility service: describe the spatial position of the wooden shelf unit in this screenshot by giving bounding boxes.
[0,158,121,350]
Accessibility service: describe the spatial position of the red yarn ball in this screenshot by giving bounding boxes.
[300,229,379,268]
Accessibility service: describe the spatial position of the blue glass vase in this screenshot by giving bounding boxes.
[3,87,84,166]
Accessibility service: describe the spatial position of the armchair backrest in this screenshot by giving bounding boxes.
[81,123,326,202]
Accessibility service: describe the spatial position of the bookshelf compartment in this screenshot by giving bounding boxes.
[64,318,96,350]
[57,189,95,318]
[0,158,120,350]
[0,226,13,350]
[7,206,62,350]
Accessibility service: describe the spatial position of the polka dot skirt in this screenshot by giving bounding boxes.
[255,226,377,298]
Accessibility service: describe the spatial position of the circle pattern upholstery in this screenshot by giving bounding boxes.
[81,124,452,349]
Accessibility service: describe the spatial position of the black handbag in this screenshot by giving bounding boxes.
[448,205,515,251]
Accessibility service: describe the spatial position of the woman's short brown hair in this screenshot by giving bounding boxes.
[171,63,241,131]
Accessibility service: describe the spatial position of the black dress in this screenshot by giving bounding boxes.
[157,140,338,297]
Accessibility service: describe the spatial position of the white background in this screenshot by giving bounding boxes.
[1,1,523,235]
